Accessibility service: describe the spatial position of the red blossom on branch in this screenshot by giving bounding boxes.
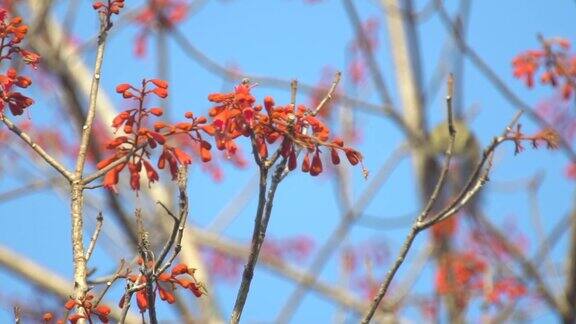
[0,10,38,116]
[206,81,366,177]
[435,251,487,308]
[92,0,125,16]
[0,67,34,115]
[119,263,205,313]
[97,79,213,192]
[132,0,190,57]
[61,293,111,323]
[512,36,576,99]
[485,277,527,305]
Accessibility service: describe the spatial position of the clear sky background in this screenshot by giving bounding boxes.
[0,0,574,322]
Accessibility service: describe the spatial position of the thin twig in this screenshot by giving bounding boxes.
[119,274,143,324]
[419,74,456,218]
[74,12,109,177]
[156,167,189,274]
[85,212,104,262]
[94,260,127,307]
[361,75,457,323]
[389,244,435,307]
[361,226,419,323]
[312,71,341,116]
[13,306,21,324]
[419,111,523,229]
[157,201,178,222]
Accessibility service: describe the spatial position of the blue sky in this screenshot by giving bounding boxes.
[0,0,575,322]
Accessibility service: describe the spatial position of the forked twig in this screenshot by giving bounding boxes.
[361,75,458,323]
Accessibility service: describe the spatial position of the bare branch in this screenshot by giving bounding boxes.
[312,71,341,116]
[156,167,189,274]
[94,260,127,307]
[69,11,113,318]
[73,11,110,177]
[230,162,270,324]
[85,212,104,262]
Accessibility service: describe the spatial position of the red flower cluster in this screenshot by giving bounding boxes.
[341,239,389,275]
[206,82,365,177]
[92,0,125,15]
[512,50,543,88]
[430,214,458,240]
[0,9,39,116]
[435,249,528,308]
[0,67,33,115]
[567,162,576,180]
[262,235,314,263]
[203,248,243,282]
[436,252,486,294]
[435,251,486,308]
[513,37,576,99]
[485,277,527,305]
[133,0,189,57]
[97,79,213,191]
[59,294,111,323]
[135,0,188,26]
[120,263,205,312]
[347,17,380,86]
[0,9,40,66]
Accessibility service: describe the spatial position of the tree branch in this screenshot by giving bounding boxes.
[0,114,73,181]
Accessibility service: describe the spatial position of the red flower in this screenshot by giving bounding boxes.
[150,79,168,89]
[42,313,53,322]
[93,0,125,15]
[136,290,148,311]
[98,79,213,192]
[0,68,35,116]
[20,49,40,68]
[206,81,366,177]
[132,1,190,58]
